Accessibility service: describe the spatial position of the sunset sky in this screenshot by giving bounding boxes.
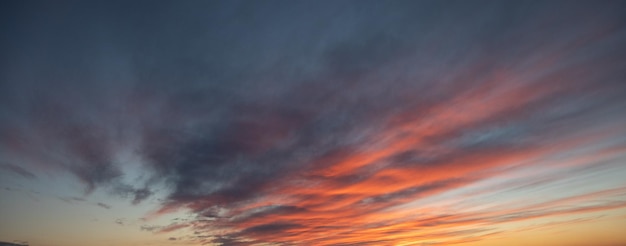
[1,1,626,246]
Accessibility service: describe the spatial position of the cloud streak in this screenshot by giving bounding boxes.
[0,163,36,179]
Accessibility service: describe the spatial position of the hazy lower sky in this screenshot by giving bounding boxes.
[1,1,626,246]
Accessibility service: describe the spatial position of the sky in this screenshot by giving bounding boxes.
[1,1,626,246]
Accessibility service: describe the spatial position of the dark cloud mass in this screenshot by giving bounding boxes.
[1,0,626,245]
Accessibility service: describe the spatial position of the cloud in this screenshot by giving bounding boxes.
[1,1,626,245]
[156,223,189,234]
[96,202,111,209]
[115,218,126,226]
[112,185,154,205]
[239,223,303,235]
[140,225,161,232]
[59,196,86,204]
[0,163,36,179]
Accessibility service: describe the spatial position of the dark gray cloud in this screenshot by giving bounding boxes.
[96,202,111,209]
[239,222,302,235]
